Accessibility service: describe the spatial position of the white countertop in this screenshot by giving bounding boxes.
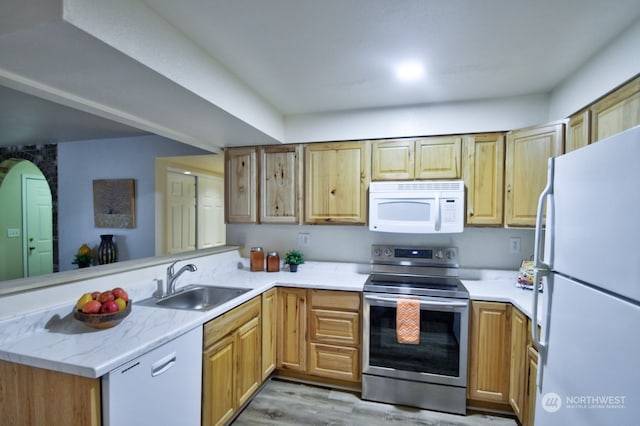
[0,261,537,379]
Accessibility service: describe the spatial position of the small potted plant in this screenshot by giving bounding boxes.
[72,243,93,268]
[284,249,304,272]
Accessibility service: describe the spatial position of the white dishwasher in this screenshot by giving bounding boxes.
[102,326,202,426]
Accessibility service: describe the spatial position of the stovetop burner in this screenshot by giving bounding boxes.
[364,244,469,299]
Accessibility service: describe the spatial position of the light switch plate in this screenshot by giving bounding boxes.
[7,228,20,238]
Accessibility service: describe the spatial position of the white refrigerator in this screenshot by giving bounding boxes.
[532,125,640,425]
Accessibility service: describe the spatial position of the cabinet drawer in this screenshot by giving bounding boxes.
[204,296,260,348]
[308,343,360,382]
[309,309,360,345]
[309,290,360,311]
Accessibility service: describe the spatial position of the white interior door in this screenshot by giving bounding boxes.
[166,172,196,254]
[23,175,53,277]
[197,175,225,248]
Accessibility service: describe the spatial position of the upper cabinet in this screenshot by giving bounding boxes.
[591,76,640,143]
[372,136,461,180]
[304,141,370,224]
[462,133,505,226]
[505,123,564,227]
[225,147,258,224]
[259,145,301,224]
[566,108,591,153]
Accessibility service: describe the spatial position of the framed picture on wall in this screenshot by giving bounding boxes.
[93,179,136,228]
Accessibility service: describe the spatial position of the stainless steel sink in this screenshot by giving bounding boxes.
[141,284,250,311]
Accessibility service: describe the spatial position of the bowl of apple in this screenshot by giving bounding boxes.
[74,287,132,329]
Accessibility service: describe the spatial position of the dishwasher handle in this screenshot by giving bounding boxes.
[151,352,177,377]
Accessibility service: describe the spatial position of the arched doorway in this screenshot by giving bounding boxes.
[0,159,53,280]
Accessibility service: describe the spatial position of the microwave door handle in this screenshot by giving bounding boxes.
[434,194,441,231]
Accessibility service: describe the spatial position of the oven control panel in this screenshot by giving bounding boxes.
[371,245,458,267]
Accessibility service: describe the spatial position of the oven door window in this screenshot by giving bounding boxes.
[368,305,461,377]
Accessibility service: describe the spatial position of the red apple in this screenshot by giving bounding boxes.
[100,300,119,313]
[97,291,114,304]
[82,300,102,314]
[112,287,129,302]
[91,291,100,300]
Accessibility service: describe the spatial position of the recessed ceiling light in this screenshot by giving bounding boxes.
[395,62,425,82]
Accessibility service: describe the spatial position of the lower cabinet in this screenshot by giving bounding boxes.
[276,287,361,386]
[525,345,539,426]
[467,301,511,407]
[261,287,277,380]
[0,360,101,426]
[202,296,261,426]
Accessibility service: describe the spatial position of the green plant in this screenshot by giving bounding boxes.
[284,249,304,265]
[72,243,93,268]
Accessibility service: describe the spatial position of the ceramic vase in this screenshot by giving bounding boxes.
[98,234,117,265]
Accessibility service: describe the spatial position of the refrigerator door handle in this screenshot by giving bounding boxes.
[532,157,554,349]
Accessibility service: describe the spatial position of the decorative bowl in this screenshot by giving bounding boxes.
[73,300,132,329]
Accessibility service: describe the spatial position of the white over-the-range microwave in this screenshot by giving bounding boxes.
[368,180,465,234]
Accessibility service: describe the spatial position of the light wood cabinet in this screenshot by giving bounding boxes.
[505,123,564,227]
[508,306,528,421]
[276,288,362,385]
[591,76,640,142]
[468,301,511,404]
[259,145,301,224]
[307,289,361,383]
[566,108,591,153]
[462,133,505,225]
[261,287,277,380]
[371,136,461,180]
[525,345,539,426]
[415,136,462,179]
[304,141,370,224]
[202,296,261,426]
[0,360,101,426]
[277,287,307,372]
[225,147,258,223]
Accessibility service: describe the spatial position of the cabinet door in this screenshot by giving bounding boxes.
[261,288,277,380]
[508,307,528,421]
[566,109,591,153]
[225,147,258,223]
[0,360,101,426]
[463,133,504,225]
[304,141,370,224]
[468,301,510,403]
[415,136,462,179]
[202,334,235,426]
[277,288,307,372]
[371,139,414,180]
[524,345,539,426]
[236,316,261,407]
[505,123,564,227]
[260,145,300,223]
[591,76,640,142]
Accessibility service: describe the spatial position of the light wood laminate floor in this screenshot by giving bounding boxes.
[232,379,517,425]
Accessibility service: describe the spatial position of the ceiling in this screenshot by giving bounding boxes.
[1,0,639,149]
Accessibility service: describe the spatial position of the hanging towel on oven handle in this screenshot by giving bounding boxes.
[396,298,420,344]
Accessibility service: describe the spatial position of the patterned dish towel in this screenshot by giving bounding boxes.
[396,298,420,344]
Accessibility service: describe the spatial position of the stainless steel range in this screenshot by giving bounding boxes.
[362,244,469,415]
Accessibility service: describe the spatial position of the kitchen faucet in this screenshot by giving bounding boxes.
[166,260,197,296]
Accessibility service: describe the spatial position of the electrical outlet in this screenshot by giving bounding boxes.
[509,237,521,254]
[298,233,310,247]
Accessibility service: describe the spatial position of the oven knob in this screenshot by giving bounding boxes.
[373,247,382,257]
[435,250,444,259]
[446,250,455,260]
[383,248,393,257]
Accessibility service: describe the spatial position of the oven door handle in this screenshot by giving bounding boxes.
[364,294,467,309]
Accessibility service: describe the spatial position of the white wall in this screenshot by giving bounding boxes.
[57,135,208,271]
[548,19,640,120]
[285,93,549,143]
[227,224,534,270]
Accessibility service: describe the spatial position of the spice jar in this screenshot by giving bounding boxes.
[250,247,264,271]
[266,251,280,272]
